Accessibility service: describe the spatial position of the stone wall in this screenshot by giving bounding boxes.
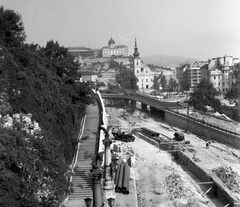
[165,110,240,148]
[177,152,236,206]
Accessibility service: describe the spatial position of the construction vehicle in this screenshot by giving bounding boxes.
[112,130,135,142]
[173,131,185,141]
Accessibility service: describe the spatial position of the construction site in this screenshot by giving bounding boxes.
[106,106,240,207]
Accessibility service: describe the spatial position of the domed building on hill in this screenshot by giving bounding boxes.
[101,38,129,57]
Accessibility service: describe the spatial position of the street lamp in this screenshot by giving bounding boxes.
[107,197,115,207]
[84,197,92,207]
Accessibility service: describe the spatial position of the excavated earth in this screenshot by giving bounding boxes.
[106,106,240,207]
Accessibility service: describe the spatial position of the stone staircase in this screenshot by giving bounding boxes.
[68,164,93,200]
[65,104,100,206]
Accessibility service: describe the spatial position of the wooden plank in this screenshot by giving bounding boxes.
[197,182,214,185]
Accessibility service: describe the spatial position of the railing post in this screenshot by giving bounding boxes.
[99,126,116,206]
[88,166,103,207]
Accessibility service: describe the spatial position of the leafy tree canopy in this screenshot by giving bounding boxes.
[225,63,240,100]
[0,6,95,206]
[115,69,138,91]
[189,79,221,112]
[168,77,179,92]
[160,75,167,92]
[0,6,26,47]
[44,40,81,78]
[225,63,240,121]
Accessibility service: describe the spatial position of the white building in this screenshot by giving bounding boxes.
[101,38,129,57]
[208,56,238,94]
[133,39,156,90]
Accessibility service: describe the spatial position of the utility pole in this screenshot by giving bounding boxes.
[186,91,190,132]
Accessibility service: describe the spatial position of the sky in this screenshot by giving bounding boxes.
[1,0,240,60]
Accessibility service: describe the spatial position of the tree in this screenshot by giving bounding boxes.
[160,75,167,92]
[115,69,138,91]
[0,7,95,205]
[44,40,80,78]
[180,79,190,92]
[189,79,221,112]
[0,6,26,47]
[152,76,160,90]
[225,63,240,121]
[168,77,179,92]
[0,127,68,207]
[152,72,163,91]
[109,61,120,69]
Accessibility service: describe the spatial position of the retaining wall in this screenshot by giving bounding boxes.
[177,152,237,207]
[135,130,240,206]
[165,110,240,148]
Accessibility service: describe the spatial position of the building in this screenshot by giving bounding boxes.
[133,39,156,90]
[208,55,239,94]
[176,55,240,94]
[80,71,98,82]
[101,38,129,57]
[68,47,101,62]
[187,62,209,91]
[176,62,208,91]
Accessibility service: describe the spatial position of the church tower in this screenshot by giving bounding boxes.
[133,38,142,75]
[133,38,139,58]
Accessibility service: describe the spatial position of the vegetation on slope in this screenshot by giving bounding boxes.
[0,6,94,206]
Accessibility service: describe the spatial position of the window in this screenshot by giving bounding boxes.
[214,76,216,79]
[146,79,148,82]
[137,70,139,73]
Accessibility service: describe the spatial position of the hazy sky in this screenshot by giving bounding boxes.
[1,0,240,60]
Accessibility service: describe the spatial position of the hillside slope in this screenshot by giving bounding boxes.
[142,55,199,66]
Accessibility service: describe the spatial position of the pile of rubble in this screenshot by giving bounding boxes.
[213,166,240,193]
[165,172,195,201]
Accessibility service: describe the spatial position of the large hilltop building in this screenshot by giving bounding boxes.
[68,37,130,67]
[101,38,129,57]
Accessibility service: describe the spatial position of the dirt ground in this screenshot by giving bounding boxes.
[107,106,240,207]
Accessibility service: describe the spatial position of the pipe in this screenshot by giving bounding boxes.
[122,162,130,194]
[114,164,120,185]
[117,162,125,192]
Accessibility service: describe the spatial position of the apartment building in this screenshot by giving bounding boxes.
[208,56,238,94]
[176,62,208,91]
[176,55,239,94]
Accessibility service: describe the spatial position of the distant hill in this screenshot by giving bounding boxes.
[142,55,199,67]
